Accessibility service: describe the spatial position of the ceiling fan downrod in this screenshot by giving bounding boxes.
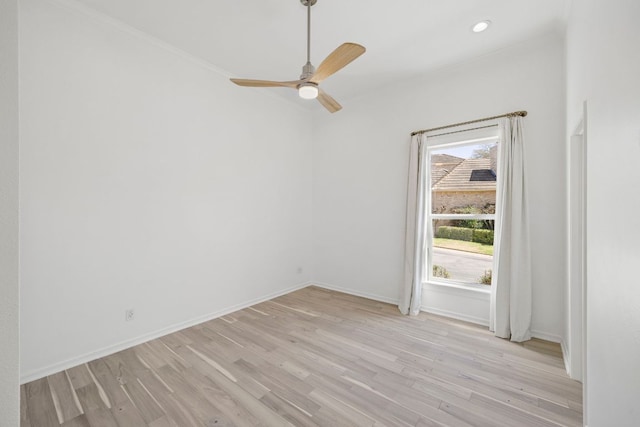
[300,0,317,80]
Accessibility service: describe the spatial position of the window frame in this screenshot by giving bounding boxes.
[422,132,499,290]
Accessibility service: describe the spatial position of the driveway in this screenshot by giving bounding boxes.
[431,247,493,283]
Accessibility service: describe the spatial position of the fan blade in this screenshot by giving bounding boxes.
[230,78,301,88]
[317,89,342,113]
[310,43,366,84]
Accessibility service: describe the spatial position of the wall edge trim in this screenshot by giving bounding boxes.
[561,338,572,376]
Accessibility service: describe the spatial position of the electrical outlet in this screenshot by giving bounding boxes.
[125,309,135,322]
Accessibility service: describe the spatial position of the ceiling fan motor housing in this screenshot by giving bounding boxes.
[300,62,316,80]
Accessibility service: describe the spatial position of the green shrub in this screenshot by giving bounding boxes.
[451,218,482,229]
[450,206,482,229]
[450,205,495,230]
[448,203,496,230]
[433,265,450,279]
[472,229,495,245]
[436,226,494,245]
[479,270,492,285]
[435,226,473,242]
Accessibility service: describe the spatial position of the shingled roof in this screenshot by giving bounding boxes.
[431,154,464,186]
[432,158,496,192]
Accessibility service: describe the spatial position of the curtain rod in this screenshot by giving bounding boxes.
[411,110,527,137]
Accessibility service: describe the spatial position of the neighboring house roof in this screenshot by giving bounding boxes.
[432,154,465,164]
[431,154,464,185]
[433,158,496,191]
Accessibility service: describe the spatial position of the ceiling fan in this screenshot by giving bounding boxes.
[230,0,366,113]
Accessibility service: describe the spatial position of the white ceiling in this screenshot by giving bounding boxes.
[77,0,570,108]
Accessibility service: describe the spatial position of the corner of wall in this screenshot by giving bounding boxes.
[0,0,20,423]
[311,282,399,306]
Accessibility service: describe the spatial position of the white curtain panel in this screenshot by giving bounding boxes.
[490,116,532,342]
[399,133,428,316]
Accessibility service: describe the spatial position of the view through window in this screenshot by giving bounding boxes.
[426,140,498,286]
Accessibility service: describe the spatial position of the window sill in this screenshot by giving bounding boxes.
[423,280,491,295]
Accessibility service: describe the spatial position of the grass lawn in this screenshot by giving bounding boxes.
[433,238,494,256]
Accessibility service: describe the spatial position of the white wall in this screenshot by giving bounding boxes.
[0,0,20,423]
[20,0,313,382]
[566,0,640,425]
[312,34,567,340]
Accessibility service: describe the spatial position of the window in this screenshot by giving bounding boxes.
[424,133,499,287]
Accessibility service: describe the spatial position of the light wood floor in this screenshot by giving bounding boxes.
[21,286,583,426]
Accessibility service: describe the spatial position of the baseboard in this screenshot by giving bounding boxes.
[311,282,399,306]
[421,305,490,327]
[530,330,563,344]
[20,281,566,383]
[311,283,564,343]
[560,338,572,376]
[20,281,312,384]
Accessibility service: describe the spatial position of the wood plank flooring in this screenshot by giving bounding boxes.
[21,286,583,426]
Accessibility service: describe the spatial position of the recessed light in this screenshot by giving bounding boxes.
[472,20,491,33]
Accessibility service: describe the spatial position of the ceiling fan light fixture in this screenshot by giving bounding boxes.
[229,0,365,113]
[472,20,491,33]
[298,83,319,99]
